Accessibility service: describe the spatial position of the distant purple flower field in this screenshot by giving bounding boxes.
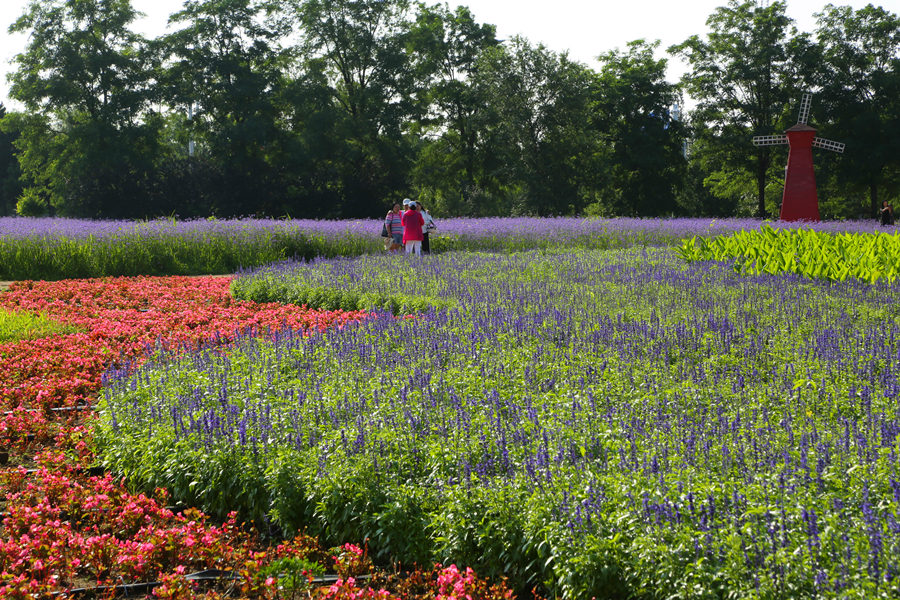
[0,216,373,239]
[0,215,895,280]
[0,215,894,240]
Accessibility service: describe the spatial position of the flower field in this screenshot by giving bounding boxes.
[4,219,900,599]
[95,245,900,599]
[0,275,514,598]
[1,216,894,281]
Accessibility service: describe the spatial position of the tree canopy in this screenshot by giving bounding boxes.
[1,0,897,219]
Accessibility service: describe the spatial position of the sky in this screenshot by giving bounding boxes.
[0,0,891,108]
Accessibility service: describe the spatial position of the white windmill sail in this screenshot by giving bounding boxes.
[797,93,812,125]
[752,134,789,146]
[812,137,845,153]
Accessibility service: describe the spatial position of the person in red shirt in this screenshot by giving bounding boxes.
[401,202,425,255]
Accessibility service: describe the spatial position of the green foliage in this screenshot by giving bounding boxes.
[157,0,295,218]
[678,225,900,283]
[234,277,449,314]
[0,105,23,216]
[15,188,49,217]
[0,308,81,342]
[231,255,457,313]
[255,556,325,596]
[592,40,686,216]
[475,37,596,216]
[406,3,501,217]
[294,0,419,217]
[6,0,168,218]
[813,4,900,218]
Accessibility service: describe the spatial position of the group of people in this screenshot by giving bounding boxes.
[383,199,437,255]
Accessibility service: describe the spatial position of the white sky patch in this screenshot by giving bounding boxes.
[0,0,886,108]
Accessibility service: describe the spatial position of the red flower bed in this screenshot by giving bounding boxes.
[0,277,367,413]
[1,453,249,594]
[0,276,515,599]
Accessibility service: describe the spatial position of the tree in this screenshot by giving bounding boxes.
[270,57,349,218]
[294,0,417,216]
[9,0,146,121]
[814,3,900,218]
[670,0,805,218]
[0,105,23,216]
[406,3,498,215]
[591,40,686,216]
[477,37,595,215]
[159,0,294,216]
[6,0,159,217]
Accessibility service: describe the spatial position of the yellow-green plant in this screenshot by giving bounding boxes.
[0,308,81,342]
[678,225,900,283]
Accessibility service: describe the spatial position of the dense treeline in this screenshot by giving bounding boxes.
[0,0,897,220]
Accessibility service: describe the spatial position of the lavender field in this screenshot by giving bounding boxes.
[0,216,896,280]
[98,246,900,599]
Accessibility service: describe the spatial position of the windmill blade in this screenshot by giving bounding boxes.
[812,137,845,153]
[798,93,812,124]
[752,134,788,146]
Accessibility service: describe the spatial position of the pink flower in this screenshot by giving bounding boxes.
[0,275,370,594]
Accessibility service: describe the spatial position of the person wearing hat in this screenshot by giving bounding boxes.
[419,203,436,254]
[401,201,425,255]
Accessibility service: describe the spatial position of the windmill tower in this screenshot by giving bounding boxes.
[752,93,845,222]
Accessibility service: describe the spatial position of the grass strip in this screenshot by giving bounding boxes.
[0,308,81,342]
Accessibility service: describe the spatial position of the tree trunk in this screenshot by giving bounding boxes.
[870,183,879,218]
[756,152,769,219]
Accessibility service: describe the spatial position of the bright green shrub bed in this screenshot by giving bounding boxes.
[98,248,900,599]
[0,308,81,342]
[230,255,456,313]
[679,225,900,283]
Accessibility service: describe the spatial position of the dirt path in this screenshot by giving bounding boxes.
[0,281,11,292]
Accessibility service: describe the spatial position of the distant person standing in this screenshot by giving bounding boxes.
[420,204,437,254]
[385,203,403,251]
[401,201,425,255]
[881,200,894,226]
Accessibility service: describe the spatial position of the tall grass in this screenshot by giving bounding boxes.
[0,218,378,280]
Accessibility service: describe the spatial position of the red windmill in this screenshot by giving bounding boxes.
[751,93,845,222]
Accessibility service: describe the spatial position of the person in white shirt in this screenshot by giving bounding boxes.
[419,205,437,254]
